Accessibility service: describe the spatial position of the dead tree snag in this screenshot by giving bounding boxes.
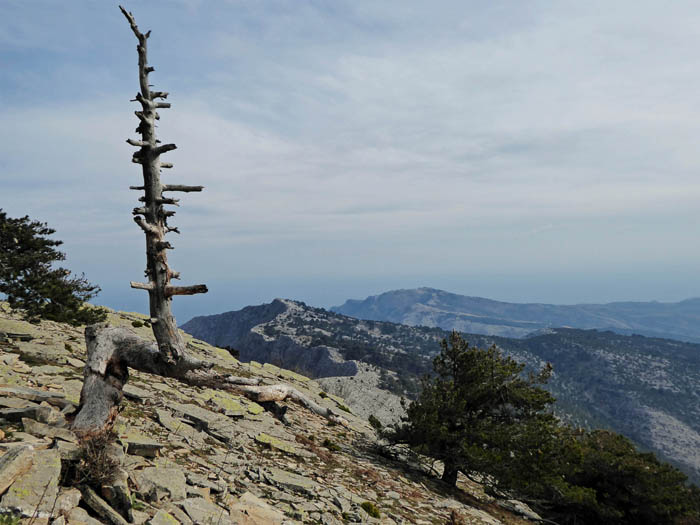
[72,7,348,436]
[118,5,207,366]
[72,7,209,434]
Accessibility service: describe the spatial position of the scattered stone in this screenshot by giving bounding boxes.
[229,491,286,525]
[182,496,231,524]
[66,357,85,368]
[54,487,81,517]
[0,406,40,422]
[81,485,129,525]
[68,506,104,525]
[124,384,151,402]
[255,432,300,455]
[167,402,220,430]
[0,386,65,403]
[265,467,318,496]
[102,468,133,523]
[164,502,193,525]
[0,397,37,409]
[124,432,164,457]
[149,509,180,525]
[55,441,81,461]
[22,418,77,443]
[132,467,187,503]
[0,448,60,518]
[186,472,226,494]
[0,444,35,495]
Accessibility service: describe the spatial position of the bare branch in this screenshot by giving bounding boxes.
[160,162,174,169]
[130,281,154,291]
[165,284,208,297]
[126,139,149,147]
[129,185,145,190]
[133,216,158,235]
[157,198,180,206]
[153,143,177,156]
[163,185,203,192]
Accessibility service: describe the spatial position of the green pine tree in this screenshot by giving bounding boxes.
[391,331,560,493]
[0,210,106,325]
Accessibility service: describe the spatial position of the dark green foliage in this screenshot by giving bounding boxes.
[0,210,106,326]
[361,501,381,518]
[368,414,382,430]
[392,331,700,525]
[548,429,700,525]
[131,320,144,328]
[392,331,559,492]
[222,345,240,359]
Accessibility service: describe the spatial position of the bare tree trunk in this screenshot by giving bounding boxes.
[72,7,209,435]
[120,5,206,365]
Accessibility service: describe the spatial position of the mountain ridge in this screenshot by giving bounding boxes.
[182,298,700,484]
[331,287,700,341]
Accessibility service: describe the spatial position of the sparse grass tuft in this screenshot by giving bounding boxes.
[361,501,381,518]
[70,429,120,488]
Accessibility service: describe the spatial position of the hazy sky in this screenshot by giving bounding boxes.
[2,1,700,321]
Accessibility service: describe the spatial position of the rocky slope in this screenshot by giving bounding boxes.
[183,299,700,484]
[332,287,700,342]
[0,304,535,525]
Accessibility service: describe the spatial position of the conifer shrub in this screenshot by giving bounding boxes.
[0,210,106,326]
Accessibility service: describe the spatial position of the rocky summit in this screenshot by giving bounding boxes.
[0,303,536,525]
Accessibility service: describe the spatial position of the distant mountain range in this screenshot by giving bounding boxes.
[182,299,700,484]
[332,287,700,342]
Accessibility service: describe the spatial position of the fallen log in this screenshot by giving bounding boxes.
[230,384,349,427]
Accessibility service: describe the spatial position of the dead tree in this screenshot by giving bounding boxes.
[71,6,348,436]
[72,7,209,433]
[121,6,207,365]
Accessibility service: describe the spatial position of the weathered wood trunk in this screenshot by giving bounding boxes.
[72,325,208,433]
[120,5,207,364]
[72,7,208,435]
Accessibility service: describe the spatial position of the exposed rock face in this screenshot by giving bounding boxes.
[185,299,359,379]
[318,369,404,425]
[0,303,528,525]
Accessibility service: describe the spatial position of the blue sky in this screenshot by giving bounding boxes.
[2,1,700,322]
